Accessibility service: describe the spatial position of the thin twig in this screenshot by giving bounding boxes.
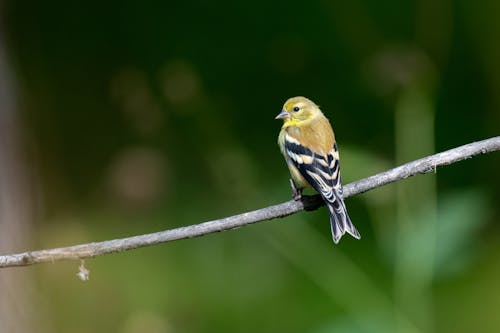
[1,136,499,268]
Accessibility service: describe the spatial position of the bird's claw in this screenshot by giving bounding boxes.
[289,179,302,201]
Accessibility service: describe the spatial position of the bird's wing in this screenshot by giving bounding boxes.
[284,135,361,242]
[284,135,342,199]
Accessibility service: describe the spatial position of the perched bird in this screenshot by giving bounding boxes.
[276,96,360,243]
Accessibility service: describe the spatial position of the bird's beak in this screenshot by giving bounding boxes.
[275,110,290,120]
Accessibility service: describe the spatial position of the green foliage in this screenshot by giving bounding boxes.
[3,0,500,332]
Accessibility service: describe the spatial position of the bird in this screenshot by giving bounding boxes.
[276,96,360,243]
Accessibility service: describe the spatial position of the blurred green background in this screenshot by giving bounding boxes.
[0,0,499,332]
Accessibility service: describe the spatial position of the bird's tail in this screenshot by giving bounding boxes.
[326,193,360,244]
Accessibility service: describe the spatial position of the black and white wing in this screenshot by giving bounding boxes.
[284,138,360,243]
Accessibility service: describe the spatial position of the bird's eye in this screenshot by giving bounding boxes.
[292,106,300,112]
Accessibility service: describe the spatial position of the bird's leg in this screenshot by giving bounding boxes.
[289,179,303,201]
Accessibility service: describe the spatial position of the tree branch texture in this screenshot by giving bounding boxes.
[1,136,499,269]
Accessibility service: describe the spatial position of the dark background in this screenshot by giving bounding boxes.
[0,1,499,332]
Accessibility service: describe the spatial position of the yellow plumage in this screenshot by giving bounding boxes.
[276,96,360,243]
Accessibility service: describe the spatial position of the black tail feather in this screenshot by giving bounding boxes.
[326,194,360,244]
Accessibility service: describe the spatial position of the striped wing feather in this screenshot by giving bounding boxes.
[284,135,360,243]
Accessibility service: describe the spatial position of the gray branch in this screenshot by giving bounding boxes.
[1,136,499,269]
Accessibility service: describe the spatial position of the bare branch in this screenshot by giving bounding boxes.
[1,136,499,269]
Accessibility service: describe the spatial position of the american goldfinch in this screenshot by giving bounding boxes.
[276,96,360,243]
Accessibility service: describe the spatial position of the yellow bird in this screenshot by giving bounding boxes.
[276,96,360,243]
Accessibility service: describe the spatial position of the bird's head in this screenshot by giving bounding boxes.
[275,96,321,125]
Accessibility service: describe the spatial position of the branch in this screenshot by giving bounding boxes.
[1,136,499,269]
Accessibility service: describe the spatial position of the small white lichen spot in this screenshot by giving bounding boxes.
[77,260,90,281]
